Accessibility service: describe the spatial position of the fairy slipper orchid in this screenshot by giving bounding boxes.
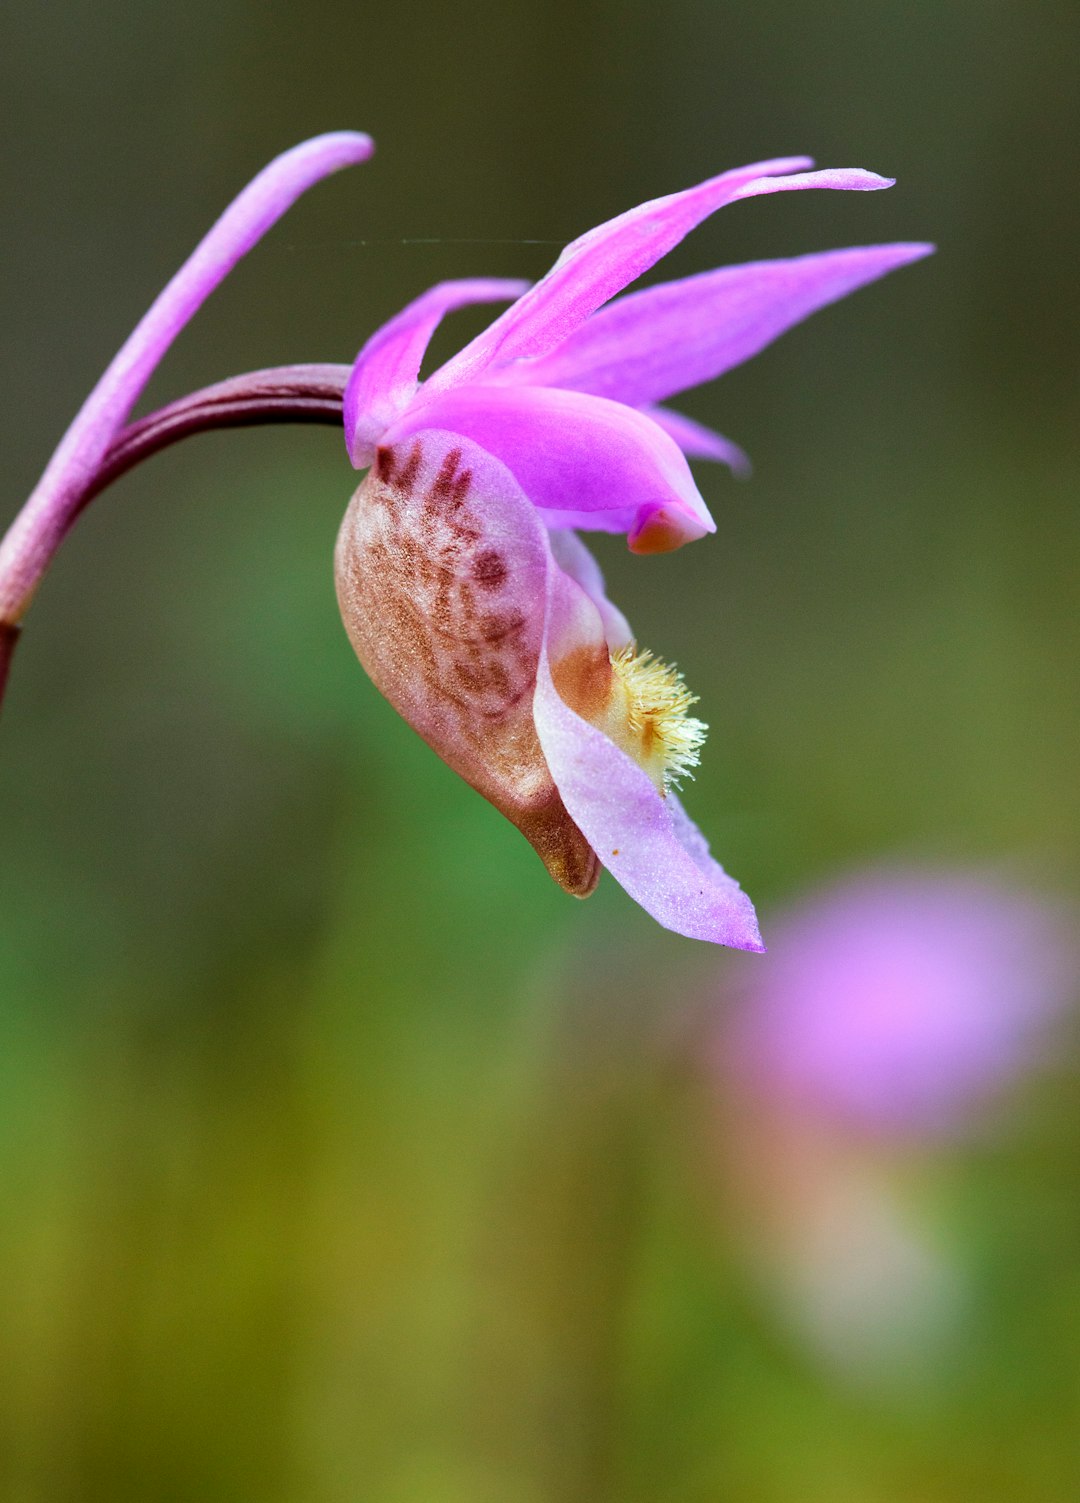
[336,158,933,947]
[335,430,752,941]
[0,138,931,949]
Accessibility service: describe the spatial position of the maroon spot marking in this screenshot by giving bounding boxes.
[427,448,464,508]
[396,442,423,495]
[447,648,520,707]
[449,468,472,510]
[485,660,513,699]
[478,609,526,643]
[511,643,538,681]
[451,660,487,694]
[472,549,507,590]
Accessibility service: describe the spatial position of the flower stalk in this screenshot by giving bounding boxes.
[0,132,372,711]
[77,364,351,511]
[1,131,932,944]
[0,365,352,718]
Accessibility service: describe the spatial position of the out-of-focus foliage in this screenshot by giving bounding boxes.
[1,1,1078,1498]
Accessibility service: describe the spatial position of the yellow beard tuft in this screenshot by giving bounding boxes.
[607,643,708,793]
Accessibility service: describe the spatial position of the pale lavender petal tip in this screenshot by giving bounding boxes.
[735,167,895,198]
[534,626,762,950]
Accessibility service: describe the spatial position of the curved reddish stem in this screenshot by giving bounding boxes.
[0,622,18,709]
[79,363,350,512]
[0,134,371,629]
[0,363,352,722]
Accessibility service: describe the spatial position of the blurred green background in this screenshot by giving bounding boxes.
[2,1,1079,1498]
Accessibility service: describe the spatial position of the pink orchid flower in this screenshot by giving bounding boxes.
[335,159,932,947]
[708,867,1074,1375]
[0,136,931,949]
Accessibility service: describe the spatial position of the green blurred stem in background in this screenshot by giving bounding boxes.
[0,363,350,719]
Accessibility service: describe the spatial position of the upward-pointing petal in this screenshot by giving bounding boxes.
[343,277,529,466]
[493,244,935,410]
[425,160,898,392]
[0,133,374,623]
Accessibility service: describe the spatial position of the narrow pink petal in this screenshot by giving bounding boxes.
[731,167,894,199]
[0,132,374,621]
[36,134,372,500]
[534,568,763,950]
[645,407,752,475]
[424,157,812,391]
[425,159,898,392]
[382,384,715,552]
[492,244,934,411]
[343,278,528,466]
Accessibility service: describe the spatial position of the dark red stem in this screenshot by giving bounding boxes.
[0,622,18,710]
[78,363,351,514]
[0,363,352,723]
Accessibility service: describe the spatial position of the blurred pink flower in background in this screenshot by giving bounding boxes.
[710,867,1075,1380]
[726,869,1074,1136]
